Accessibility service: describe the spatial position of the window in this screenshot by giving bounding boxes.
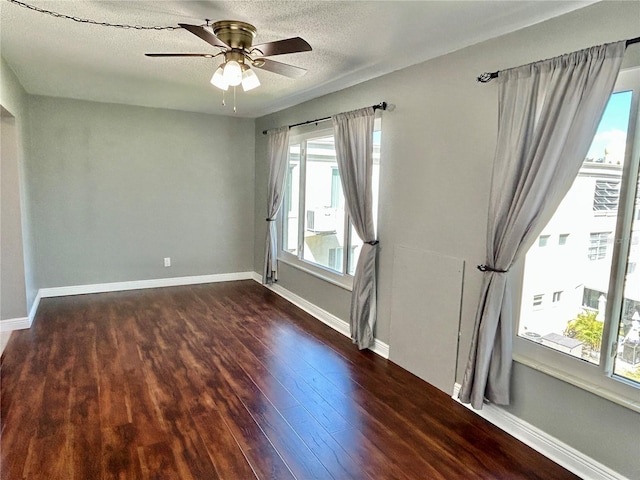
[593,179,621,213]
[538,235,550,247]
[517,69,640,407]
[582,287,604,310]
[533,294,544,308]
[588,232,611,260]
[280,120,381,287]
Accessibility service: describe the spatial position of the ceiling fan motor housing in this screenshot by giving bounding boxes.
[212,21,257,50]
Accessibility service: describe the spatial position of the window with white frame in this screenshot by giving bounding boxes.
[280,119,381,287]
[533,294,544,308]
[517,68,640,403]
[593,179,621,213]
[538,235,550,247]
[559,233,570,245]
[588,231,611,260]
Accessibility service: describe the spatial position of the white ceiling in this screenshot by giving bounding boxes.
[1,0,597,118]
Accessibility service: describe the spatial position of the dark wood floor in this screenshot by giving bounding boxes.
[1,280,578,479]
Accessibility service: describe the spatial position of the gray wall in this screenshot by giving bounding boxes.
[1,108,27,320]
[254,2,640,477]
[1,57,34,316]
[25,96,255,288]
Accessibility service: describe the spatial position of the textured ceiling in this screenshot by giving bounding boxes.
[1,1,597,118]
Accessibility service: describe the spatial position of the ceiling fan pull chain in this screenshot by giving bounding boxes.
[222,89,226,107]
[233,87,237,113]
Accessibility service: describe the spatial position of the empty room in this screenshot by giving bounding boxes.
[1,1,639,479]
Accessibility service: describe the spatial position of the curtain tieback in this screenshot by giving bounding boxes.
[366,240,379,246]
[266,218,276,222]
[477,264,508,273]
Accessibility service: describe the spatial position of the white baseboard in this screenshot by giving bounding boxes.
[29,290,41,325]
[253,273,390,359]
[0,316,31,332]
[451,383,627,480]
[0,291,42,333]
[38,271,255,298]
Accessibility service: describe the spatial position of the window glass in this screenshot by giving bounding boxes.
[519,90,633,367]
[281,119,381,282]
[302,135,346,271]
[615,170,640,382]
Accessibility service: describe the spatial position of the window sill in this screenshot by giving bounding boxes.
[512,352,640,413]
[278,255,353,291]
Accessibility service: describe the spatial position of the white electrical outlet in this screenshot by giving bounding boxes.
[164,257,171,267]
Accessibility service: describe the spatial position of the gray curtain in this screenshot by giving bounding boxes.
[333,107,377,349]
[263,126,290,284]
[459,41,626,409]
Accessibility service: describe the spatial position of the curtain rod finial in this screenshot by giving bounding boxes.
[477,72,496,83]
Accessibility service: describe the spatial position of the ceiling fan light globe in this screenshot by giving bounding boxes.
[223,60,243,86]
[241,68,261,91]
[211,66,229,90]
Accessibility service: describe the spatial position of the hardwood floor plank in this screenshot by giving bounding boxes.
[114,317,169,447]
[95,310,131,429]
[172,289,302,415]
[167,415,222,480]
[167,300,296,479]
[0,325,51,478]
[281,404,370,480]
[192,409,259,480]
[259,353,352,434]
[330,427,416,480]
[101,423,144,479]
[21,430,71,480]
[205,336,331,480]
[198,372,296,480]
[138,440,180,480]
[70,384,101,479]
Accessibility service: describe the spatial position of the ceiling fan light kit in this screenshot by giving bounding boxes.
[210,66,228,90]
[241,66,261,91]
[222,59,243,87]
[146,19,312,111]
[209,60,261,92]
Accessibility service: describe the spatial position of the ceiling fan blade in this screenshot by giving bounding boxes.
[251,37,312,57]
[253,58,307,78]
[178,23,229,49]
[145,53,216,58]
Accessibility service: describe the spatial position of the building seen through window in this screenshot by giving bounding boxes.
[519,88,640,384]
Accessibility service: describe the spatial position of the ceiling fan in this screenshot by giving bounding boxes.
[146,20,312,92]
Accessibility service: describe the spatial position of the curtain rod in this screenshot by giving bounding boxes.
[476,36,640,83]
[262,102,387,135]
